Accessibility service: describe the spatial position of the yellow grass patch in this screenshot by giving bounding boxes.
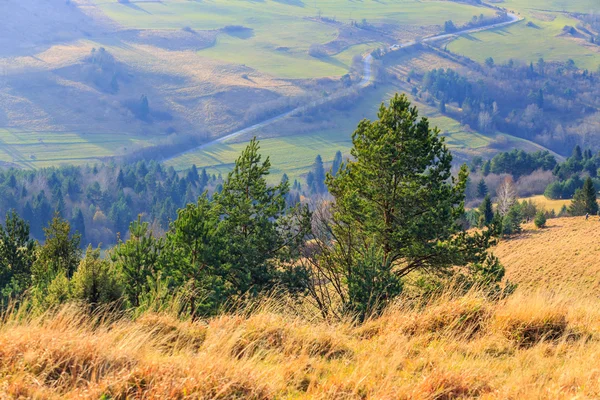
[4,288,600,398]
[494,217,600,293]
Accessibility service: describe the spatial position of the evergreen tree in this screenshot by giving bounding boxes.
[481,160,491,176]
[32,213,82,285]
[320,94,500,318]
[213,138,311,304]
[71,208,86,247]
[534,210,547,228]
[572,145,583,162]
[112,216,164,307]
[569,177,598,216]
[0,210,36,300]
[139,94,150,119]
[116,169,125,189]
[478,195,494,226]
[71,246,122,309]
[332,150,343,176]
[476,178,488,198]
[166,195,220,316]
[312,155,326,194]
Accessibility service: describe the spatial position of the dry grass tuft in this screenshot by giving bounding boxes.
[402,294,492,339]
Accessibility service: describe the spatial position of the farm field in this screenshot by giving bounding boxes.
[0,128,152,169]
[93,0,497,79]
[448,0,600,69]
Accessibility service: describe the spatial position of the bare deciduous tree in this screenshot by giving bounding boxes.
[497,176,517,216]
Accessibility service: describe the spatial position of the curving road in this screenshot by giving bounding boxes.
[163,11,521,163]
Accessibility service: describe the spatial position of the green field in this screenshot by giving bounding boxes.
[165,82,498,182]
[94,0,496,78]
[448,1,600,70]
[0,129,152,169]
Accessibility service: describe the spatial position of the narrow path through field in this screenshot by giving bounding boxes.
[162,11,521,163]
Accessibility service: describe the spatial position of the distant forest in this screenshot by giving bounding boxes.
[417,58,600,155]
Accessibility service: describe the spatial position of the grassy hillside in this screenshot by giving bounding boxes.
[495,217,600,293]
[3,288,600,398]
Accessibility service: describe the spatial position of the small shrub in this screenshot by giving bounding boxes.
[534,210,547,228]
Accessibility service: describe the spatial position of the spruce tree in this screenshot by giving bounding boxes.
[478,195,494,226]
[569,177,598,216]
[476,178,488,198]
[312,155,326,194]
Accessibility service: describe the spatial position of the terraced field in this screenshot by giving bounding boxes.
[0,128,152,169]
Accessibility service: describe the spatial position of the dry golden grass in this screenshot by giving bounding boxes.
[519,195,571,213]
[3,287,600,399]
[494,216,600,293]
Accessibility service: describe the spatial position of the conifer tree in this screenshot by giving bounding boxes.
[318,94,500,318]
[112,215,164,307]
[0,210,36,300]
[476,178,488,198]
[569,177,598,216]
[332,150,343,176]
[478,195,494,226]
[312,155,326,194]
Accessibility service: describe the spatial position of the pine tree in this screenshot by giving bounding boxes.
[0,210,36,300]
[71,208,86,246]
[71,246,122,309]
[481,160,491,176]
[139,94,150,119]
[213,137,311,304]
[321,94,500,318]
[572,145,583,161]
[569,177,598,216]
[32,213,82,284]
[112,215,164,307]
[116,169,125,189]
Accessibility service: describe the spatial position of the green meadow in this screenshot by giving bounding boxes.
[0,129,152,169]
[94,0,496,78]
[448,0,600,70]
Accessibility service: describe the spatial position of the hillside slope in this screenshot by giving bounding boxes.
[494,217,600,293]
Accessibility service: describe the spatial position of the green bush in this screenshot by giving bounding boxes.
[534,211,547,228]
[71,246,123,308]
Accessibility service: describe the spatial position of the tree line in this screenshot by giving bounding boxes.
[0,94,506,320]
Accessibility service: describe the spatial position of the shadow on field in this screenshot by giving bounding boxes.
[460,34,482,42]
[121,2,153,15]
